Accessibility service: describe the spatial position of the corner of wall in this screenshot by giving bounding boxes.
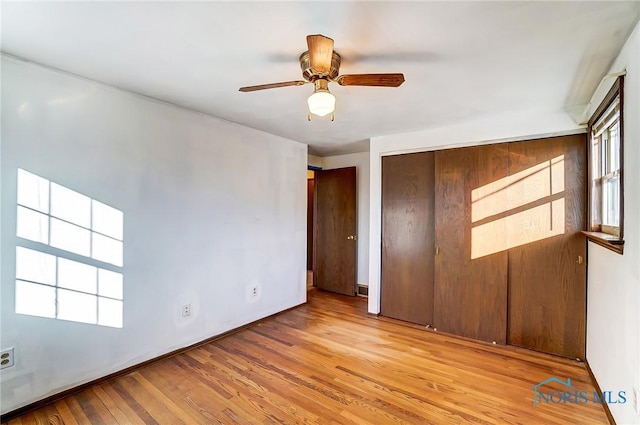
[308,154,324,169]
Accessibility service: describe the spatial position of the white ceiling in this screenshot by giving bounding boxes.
[2,2,639,156]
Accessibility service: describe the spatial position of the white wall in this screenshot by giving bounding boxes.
[323,152,370,287]
[0,56,307,414]
[307,154,324,169]
[585,21,640,425]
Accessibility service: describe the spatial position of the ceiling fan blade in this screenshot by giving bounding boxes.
[307,34,334,74]
[239,81,308,92]
[335,73,405,87]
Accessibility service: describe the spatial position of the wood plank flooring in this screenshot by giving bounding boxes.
[4,289,608,424]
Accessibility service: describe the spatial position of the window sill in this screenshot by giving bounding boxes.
[582,231,624,255]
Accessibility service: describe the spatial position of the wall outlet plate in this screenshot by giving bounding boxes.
[182,304,191,317]
[1,348,15,369]
[246,282,261,303]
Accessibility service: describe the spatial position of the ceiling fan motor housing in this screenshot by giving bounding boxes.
[300,50,341,81]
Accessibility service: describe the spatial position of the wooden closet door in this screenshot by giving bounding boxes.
[381,152,435,325]
[434,145,509,344]
[507,134,586,359]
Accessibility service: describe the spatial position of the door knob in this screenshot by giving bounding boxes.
[576,255,583,265]
[347,235,357,240]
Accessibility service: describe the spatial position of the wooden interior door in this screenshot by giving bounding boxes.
[307,177,314,271]
[434,145,509,344]
[381,152,435,325]
[507,134,587,359]
[314,167,357,296]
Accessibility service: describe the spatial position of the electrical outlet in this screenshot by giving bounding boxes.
[1,348,14,370]
[633,386,640,416]
[246,282,261,302]
[182,304,191,317]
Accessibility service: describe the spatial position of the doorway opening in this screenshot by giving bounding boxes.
[309,166,357,296]
[307,166,320,289]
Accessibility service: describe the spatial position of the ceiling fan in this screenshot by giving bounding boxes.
[239,34,405,121]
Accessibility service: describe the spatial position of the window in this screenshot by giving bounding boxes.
[16,169,124,327]
[586,76,624,254]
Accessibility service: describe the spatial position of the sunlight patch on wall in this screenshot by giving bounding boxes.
[15,169,124,328]
[471,156,565,259]
[472,155,564,223]
[15,247,123,327]
[471,199,565,259]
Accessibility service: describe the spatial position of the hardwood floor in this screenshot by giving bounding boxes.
[4,289,607,424]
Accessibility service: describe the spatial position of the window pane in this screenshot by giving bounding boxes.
[603,176,620,227]
[57,289,97,324]
[92,200,123,240]
[609,122,620,172]
[92,233,123,267]
[591,180,602,226]
[16,206,49,244]
[58,258,97,294]
[15,246,56,285]
[591,135,602,178]
[98,298,123,328]
[602,132,610,174]
[50,218,91,257]
[98,269,123,299]
[17,169,49,213]
[15,280,56,318]
[50,183,91,228]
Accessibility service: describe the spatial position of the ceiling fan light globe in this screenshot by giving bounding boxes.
[308,91,335,117]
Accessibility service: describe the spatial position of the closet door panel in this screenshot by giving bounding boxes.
[381,152,435,325]
[507,134,587,359]
[434,145,509,344]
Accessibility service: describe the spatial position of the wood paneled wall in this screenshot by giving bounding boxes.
[380,135,587,359]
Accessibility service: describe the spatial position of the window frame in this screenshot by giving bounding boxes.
[584,76,624,254]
